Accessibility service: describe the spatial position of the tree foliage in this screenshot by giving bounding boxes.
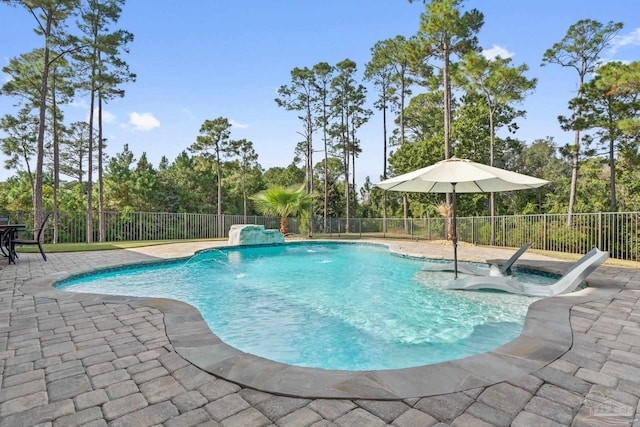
[250,185,313,234]
[542,19,623,221]
[2,0,640,235]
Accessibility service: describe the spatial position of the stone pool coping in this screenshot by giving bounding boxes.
[21,242,624,400]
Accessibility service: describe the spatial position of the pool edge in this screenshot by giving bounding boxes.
[20,244,625,399]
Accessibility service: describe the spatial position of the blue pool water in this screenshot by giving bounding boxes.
[57,242,556,370]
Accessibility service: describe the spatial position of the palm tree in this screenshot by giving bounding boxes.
[436,202,453,241]
[250,185,313,235]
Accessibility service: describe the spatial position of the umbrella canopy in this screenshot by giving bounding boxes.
[376,157,549,193]
[376,157,549,278]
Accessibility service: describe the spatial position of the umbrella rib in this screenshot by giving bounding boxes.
[380,182,405,191]
[423,181,437,192]
[473,181,488,192]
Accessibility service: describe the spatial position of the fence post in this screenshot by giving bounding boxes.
[598,212,602,250]
[472,217,475,244]
[543,214,547,251]
[359,218,362,238]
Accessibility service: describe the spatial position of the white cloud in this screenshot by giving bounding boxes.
[181,108,194,120]
[103,111,116,124]
[482,45,514,60]
[71,99,88,109]
[128,112,160,131]
[609,28,640,55]
[230,119,248,129]
[92,109,116,124]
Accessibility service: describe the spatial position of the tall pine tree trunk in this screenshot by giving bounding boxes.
[609,135,617,212]
[98,88,105,242]
[343,110,350,233]
[382,97,388,233]
[567,145,579,228]
[52,71,59,244]
[489,107,496,245]
[86,42,98,243]
[34,14,54,231]
[400,74,408,232]
[568,71,586,228]
[443,41,453,212]
[216,149,223,238]
[323,123,328,232]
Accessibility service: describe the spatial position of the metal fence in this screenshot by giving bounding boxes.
[4,210,639,262]
[3,211,286,244]
[315,213,640,262]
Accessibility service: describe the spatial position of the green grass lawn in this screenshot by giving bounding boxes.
[15,239,223,253]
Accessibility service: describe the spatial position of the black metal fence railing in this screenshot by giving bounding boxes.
[4,211,287,244]
[313,213,639,262]
[4,210,639,262]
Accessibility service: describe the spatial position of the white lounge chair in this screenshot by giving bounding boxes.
[447,248,608,297]
[421,242,532,276]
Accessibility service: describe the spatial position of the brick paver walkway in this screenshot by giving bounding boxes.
[0,241,639,426]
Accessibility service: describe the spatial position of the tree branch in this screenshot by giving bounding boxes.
[48,45,87,67]
[27,6,46,35]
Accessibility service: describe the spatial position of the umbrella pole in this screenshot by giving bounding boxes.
[452,183,458,279]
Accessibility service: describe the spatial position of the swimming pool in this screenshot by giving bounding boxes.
[57,242,556,370]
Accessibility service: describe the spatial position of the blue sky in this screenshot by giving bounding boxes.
[1,0,640,187]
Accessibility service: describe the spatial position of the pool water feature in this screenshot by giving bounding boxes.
[57,242,556,371]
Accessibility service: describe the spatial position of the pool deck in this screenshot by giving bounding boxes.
[0,240,639,426]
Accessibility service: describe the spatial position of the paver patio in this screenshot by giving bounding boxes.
[0,240,639,426]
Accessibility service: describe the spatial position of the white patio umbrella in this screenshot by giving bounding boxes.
[376,157,549,278]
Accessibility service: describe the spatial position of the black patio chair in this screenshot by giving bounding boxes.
[0,216,9,261]
[13,213,50,261]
